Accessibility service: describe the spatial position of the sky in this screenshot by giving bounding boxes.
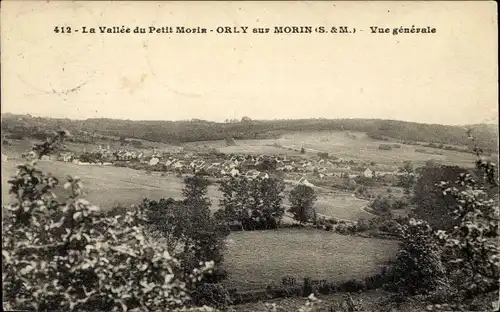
[1,1,498,125]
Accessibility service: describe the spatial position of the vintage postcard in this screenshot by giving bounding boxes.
[1,1,498,311]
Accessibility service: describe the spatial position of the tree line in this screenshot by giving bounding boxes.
[2,113,497,153]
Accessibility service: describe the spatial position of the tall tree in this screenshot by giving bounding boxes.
[289,185,317,224]
[144,174,229,283]
[218,176,285,230]
[398,160,415,195]
[182,174,211,221]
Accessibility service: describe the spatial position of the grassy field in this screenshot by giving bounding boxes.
[1,158,219,209]
[223,228,398,291]
[277,131,479,167]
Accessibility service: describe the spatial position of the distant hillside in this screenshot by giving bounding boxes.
[1,114,498,153]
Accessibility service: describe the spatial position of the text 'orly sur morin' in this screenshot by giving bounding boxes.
[53,25,437,35]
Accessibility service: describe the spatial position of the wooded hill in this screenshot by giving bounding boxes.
[1,113,498,153]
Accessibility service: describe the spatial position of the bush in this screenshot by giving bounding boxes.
[387,219,447,295]
[317,152,329,159]
[318,280,332,295]
[191,283,232,310]
[328,294,366,312]
[302,277,314,297]
[346,224,358,234]
[335,223,348,235]
[379,144,393,150]
[357,218,369,232]
[338,279,366,292]
[378,219,402,235]
[328,217,339,225]
[282,275,298,286]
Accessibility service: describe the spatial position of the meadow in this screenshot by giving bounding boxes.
[223,228,399,291]
[1,158,218,209]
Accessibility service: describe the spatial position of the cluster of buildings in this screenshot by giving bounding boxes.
[55,144,408,186]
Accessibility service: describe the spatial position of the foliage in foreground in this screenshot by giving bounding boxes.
[389,131,499,310]
[2,131,214,311]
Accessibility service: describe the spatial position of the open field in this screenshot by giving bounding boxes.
[184,138,304,156]
[1,158,219,209]
[278,131,480,166]
[223,228,398,291]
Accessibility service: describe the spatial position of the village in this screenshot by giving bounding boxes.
[50,141,408,193]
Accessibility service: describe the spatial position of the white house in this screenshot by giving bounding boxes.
[2,153,8,161]
[230,168,240,177]
[245,169,260,179]
[149,157,160,166]
[259,172,269,179]
[298,177,314,188]
[363,168,374,178]
[173,161,184,170]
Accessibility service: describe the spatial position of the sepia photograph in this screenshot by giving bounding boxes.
[1,1,499,311]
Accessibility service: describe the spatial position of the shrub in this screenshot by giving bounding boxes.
[328,217,339,225]
[282,275,298,286]
[378,219,402,235]
[387,219,447,295]
[338,279,366,293]
[357,218,369,232]
[379,144,393,150]
[328,293,365,312]
[302,277,314,297]
[191,283,232,310]
[346,224,358,234]
[317,152,329,159]
[335,223,348,235]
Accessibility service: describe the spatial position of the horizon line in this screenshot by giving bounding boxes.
[1,112,497,128]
